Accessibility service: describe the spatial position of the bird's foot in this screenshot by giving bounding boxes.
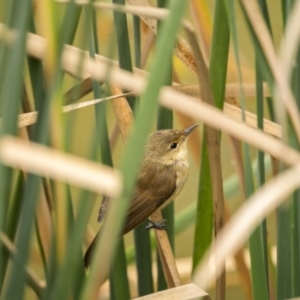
[145,219,168,230]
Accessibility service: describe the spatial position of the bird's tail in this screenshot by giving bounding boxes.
[84,233,98,268]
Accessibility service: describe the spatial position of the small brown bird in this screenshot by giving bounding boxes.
[84,124,198,267]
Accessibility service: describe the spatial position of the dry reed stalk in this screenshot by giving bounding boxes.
[0,137,122,197]
[193,163,300,290]
[240,0,300,143]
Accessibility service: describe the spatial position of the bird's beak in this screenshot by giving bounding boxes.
[184,124,199,136]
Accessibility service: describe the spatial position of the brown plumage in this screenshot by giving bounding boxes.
[84,125,198,267]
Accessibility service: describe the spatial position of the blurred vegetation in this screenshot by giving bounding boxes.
[0,0,300,299]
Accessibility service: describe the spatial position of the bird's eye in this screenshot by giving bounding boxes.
[170,142,177,149]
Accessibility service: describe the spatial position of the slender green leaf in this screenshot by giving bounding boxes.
[193,143,213,270]
[254,2,271,295]
[156,0,174,292]
[281,0,295,25]
[3,174,42,299]
[85,6,130,300]
[225,1,270,298]
[209,0,230,110]
[132,11,154,297]
[110,239,130,300]
[46,191,94,300]
[277,200,293,300]
[0,0,32,295]
[255,51,270,300]
[112,0,136,109]
[134,222,154,296]
[193,0,229,271]
[27,4,45,111]
[267,1,300,299]
[290,31,300,300]
[292,190,300,297]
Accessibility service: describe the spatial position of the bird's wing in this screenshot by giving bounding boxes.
[123,163,177,234]
[84,163,177,267]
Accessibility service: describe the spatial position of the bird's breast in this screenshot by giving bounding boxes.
[158,160,188,211]
[175,160,189,196]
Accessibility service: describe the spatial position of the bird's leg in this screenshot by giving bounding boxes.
[145,219,168,230]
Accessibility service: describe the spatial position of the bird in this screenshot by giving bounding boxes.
[84,124,198,267]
